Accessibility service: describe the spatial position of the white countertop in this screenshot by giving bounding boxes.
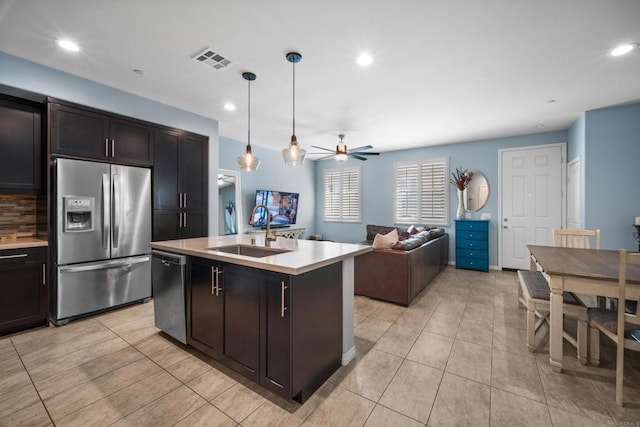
[150,235,371,275]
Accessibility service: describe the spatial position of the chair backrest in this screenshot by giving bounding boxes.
[619,250,640,328]
[553,228,600,249]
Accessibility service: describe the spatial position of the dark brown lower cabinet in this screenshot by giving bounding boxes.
[188,257,222,357]
[0,247,48,336]
[220,264,260,381]
[187,257,342,403]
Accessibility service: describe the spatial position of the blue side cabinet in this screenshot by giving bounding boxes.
[455,220,489,272]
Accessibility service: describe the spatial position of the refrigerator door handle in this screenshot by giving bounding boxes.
[112,174,119,248]
[102,173,110,249]
[58,256,150,273]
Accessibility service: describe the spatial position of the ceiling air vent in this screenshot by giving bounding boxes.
[192,48,232,70]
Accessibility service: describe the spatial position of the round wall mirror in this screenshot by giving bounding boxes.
[464,170,489,212]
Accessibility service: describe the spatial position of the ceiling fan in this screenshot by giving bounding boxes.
[311,134,380,161]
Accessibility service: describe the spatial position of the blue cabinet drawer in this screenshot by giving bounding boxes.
[457,230,487,241]
[457,239,488,250]
[455,221,488,232]
[456,257,489,272]
[457,248,487,260]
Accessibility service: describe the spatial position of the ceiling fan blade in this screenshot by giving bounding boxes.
[349,154,368,161]
[315,154,336,161]
[348,145,373,152]
[310,145,335,153]
[351,151,380,156]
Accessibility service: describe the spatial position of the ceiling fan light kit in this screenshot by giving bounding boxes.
[282,51,306,166]
[237,71,261,171]
[311,134,380,162]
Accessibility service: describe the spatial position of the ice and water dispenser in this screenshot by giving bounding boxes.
[64,196,94,232]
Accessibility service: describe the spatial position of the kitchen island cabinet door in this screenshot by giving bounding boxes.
[188,258,222,359]
[220,264,260,382]
[260,272,292,397]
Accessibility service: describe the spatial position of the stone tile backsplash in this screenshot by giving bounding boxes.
[0,194,38,237]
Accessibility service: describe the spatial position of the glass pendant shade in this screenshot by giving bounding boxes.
[283,52,305,166]
[282,135,306,166]
[237,145,260,171]
[238,72,260,171]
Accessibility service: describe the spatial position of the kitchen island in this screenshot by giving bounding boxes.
[150,234,370,402]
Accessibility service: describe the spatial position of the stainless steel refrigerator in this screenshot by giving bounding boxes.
[52,158,152,325]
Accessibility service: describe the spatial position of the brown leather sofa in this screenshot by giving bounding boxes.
[354,225,449,306]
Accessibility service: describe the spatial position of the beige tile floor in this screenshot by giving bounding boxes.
[1,266,640,426]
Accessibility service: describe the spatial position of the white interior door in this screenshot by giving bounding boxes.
[567,158,581,229]
[500,144,564,270]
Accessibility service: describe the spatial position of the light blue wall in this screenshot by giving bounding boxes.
[219,136,316,236]
[0,51,220,235]
[313,131,568,267]
[584,103,640,250]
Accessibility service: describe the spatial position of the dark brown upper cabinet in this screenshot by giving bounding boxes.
[0,95,43,194]
[153,127,208,240]
[48,100,152,166]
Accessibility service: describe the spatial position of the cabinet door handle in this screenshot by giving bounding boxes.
[111,139,115,157]
[0,254,28,260]
[211,266,215,295]
[281,281,288,317]
[179,212,183,228]
[179,193,183,208]
[42,264,46,285]
[215,268,223,296]
[104,138,109,157]
[183,212,187,228]
[184,193,187,208]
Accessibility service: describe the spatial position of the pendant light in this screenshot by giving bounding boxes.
[237,72,261,171]
[282,52,306,166]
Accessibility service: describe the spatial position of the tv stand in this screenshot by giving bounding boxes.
[247,226,306,240]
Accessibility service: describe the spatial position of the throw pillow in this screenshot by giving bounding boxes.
[407,224,420,235]
[372,228,398,249]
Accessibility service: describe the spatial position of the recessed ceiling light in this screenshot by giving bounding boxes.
[133,69,144,75]
[533,124,545,129]
[223,103,236,111]
[547,99,556,104]
[356,53,373,67]
[57,39,80,52]
[610,43,638,57]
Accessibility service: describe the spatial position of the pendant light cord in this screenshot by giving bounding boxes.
[247,78,251,148]
[292,60,296,137]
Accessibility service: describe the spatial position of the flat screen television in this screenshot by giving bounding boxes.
[252,189,299,228]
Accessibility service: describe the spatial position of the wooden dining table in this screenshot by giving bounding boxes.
[527,245,640,372]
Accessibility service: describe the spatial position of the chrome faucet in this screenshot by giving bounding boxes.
[248,204,277,246]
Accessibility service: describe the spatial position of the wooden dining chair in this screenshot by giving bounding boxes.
[517,270,589,363]
[553,228,602,309]
[588,250,640,406]
[516,228,600,363]
[553,228,600,249]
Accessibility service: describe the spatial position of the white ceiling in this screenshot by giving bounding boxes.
[1,0,639,158]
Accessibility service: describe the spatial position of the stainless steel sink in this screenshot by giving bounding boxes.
[208,244,290,258]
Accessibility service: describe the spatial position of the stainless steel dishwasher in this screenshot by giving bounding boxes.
[151,250,187,344]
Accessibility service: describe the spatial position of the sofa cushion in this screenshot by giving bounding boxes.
[428,228,445,240]
[392,230,430,250]
[372,229,399,249]
[366,224,408,241]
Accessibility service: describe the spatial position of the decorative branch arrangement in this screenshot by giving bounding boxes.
[450,166,472,191]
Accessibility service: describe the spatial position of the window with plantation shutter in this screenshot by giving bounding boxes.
[394,158,449,226]
[323,167,362,222]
